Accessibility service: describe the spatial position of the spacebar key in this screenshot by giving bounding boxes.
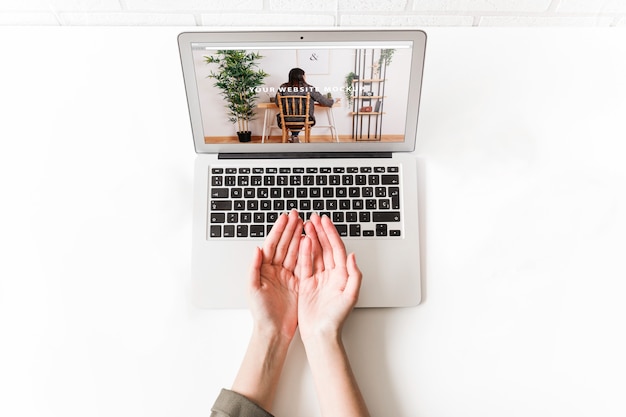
[372,211,401,222]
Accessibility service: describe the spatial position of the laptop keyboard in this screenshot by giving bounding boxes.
[207,165,403,239]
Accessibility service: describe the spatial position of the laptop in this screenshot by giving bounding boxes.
[178,29,426,308]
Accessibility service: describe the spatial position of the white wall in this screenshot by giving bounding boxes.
[1,0,625,27]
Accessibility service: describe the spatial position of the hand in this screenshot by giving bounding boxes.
[297,213,362,342]
[248,210,303,341]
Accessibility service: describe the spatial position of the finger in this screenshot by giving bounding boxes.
[343,252,363,303]
[298,235,313,279]
[282,216,303,270]
[262,213,288,263]
[272,210,301,265]
[309,213,334,270]
[248,246,263,292]
[321,214,347,268]
[304,219,324,273]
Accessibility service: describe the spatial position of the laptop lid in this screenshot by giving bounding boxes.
[178,29,426,156]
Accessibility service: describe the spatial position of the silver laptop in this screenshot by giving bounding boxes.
[178,29,426,308]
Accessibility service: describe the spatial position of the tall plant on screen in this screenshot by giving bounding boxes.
[204,50,269,142]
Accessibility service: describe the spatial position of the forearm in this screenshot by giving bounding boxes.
[303,333,370,417]
[231,327,292,412]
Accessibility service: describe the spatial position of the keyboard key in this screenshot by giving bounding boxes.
[335,224,348,237]
[349,224,361,236]
[210,213,225,223]
[211,188,229,198]
[250,225,265,238]
[273,200,285,211]
[210,225,221,237]
[223,225,235,237]
[373,211,401,222]
[237,225,248,237]
[376,224,388,236]
[382,174,400,185]
[211,201,232,211]
[258,188,269,198]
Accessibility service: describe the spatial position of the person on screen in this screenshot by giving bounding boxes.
[275,68,339,143]
[210,210,370,417]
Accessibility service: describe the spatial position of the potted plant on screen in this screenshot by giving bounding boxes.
[204,50,269,142]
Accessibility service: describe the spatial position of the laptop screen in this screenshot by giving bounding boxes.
[178,30,426,155]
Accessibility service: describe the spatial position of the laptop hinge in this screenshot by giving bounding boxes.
[218,152,392,160]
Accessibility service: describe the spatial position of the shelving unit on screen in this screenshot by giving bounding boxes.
[350,48,389,141]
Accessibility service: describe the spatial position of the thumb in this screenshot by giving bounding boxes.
[248,246,263,291]
[343,253,362,303]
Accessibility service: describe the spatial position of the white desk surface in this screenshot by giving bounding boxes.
[1,27,625,417]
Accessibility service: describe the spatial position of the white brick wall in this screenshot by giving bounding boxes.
[0,0,624,26]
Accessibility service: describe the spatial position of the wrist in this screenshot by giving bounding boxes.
[301,326,343,352]
[251,324,294,347]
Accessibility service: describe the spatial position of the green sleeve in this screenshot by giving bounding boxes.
[210,389,275,417]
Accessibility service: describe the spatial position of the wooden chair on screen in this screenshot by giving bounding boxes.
[276,93,312,143]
